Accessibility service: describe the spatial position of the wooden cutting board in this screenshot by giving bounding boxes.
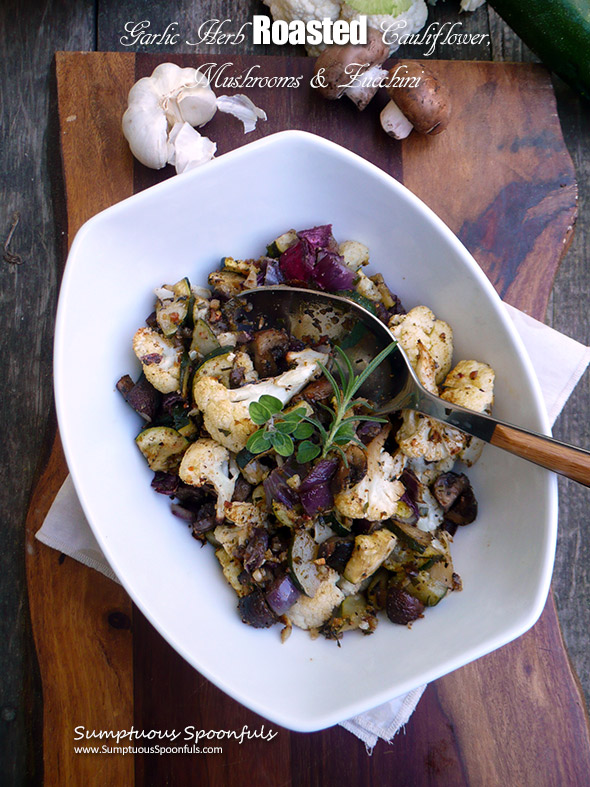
[25,52,590,786]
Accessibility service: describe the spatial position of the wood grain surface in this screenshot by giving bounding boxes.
[24,52,135,787]
[490,423,590,486]
[22,50,590,785]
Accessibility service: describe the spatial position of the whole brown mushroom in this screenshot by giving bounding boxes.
[380,61,451,140]
[313,27,390,111]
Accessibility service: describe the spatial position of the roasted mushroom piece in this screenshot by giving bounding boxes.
[317,536,355,574]
[238,589,277,629]
[332,443,368,492]
[252,328,289,378]
[386,583,425,625]
[116,373,161,422]
[432,471,478,532]
[313,27,390,110]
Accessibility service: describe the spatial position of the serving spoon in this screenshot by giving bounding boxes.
[239,286,590,486]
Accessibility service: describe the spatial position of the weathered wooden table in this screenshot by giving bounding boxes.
[2,1,590,784]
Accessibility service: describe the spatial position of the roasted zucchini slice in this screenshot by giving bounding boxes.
[135,426,189,472]
[289,528,322,597]
[343,529,397,585]
[190,318,220,357]
[156,277,191,336]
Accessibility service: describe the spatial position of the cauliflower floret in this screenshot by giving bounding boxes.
[389,306,453,385]
[397,359,495,465]
[340,2,429,56]
[214,523,253,559]
[355,269,382,302]
[132,326,181,393]
[214,502,268,560]
[193,348,328,453]
[334,425,405,521]
[396,411,465,463]
[179,438,238,520]
[406,455,454,486]
[440,360,495,413]
[440,360,495,466]
[224,501,267,529]
[234,350,259,383]
[288,570,344,630]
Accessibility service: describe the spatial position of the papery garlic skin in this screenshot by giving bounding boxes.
[168,122,217,174]
[216,94,268,134]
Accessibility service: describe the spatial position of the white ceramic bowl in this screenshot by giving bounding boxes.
[55,130,557,732]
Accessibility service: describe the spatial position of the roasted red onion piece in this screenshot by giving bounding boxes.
[263,468,299,510]
[297,224,335,251]
[299,459,338,516]
[265,574,300,615]
[279,239,316,282]
[313,251,355,291]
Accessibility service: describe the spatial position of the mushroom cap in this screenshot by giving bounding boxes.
[313,27,389,101]
[387,61,451,135]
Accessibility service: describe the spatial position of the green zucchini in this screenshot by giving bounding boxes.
[221,256,252,274]
[386,520,433,554]
[135,426,189,472]
[156,277,191,337]
[267,229,298,258]
[192,348,234,390]
[325,511,353,536]
[273,501,300,529]
[322,593,377,638]
[288,529,322,597]
[488,0,590,100]
[190,318,220,357]
[208,269,245,298]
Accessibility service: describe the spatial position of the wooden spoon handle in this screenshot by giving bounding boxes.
[490,423,590,486]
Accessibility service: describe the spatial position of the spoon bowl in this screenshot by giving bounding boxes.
[240,285,590,486]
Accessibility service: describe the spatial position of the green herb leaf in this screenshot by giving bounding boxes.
[274,419,298,435]
[281,407,307,422]
[258,394,283,415]
[293,421,314,440]
[297,441,321,463]
[246,429,272,454]
[270,431,294,457]
[249,401,272,425]
[318,341,397,458]
[333,422,357,445]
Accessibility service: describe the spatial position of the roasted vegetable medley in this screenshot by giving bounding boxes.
[118,225,495,641]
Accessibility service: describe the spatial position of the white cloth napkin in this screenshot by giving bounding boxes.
[36,304,590,749]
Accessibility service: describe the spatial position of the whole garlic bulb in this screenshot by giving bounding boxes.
[122,63,217,170]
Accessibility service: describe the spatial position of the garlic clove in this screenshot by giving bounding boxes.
[167,122,216,174]
[122,80,169,169]
[175,85,218,127]
[150,63,199,96]
[216,94,267,134]
[380,100,414,141]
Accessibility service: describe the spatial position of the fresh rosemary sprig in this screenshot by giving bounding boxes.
[246,341,397,463]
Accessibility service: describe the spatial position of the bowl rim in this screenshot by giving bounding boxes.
[54,129,558,732]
